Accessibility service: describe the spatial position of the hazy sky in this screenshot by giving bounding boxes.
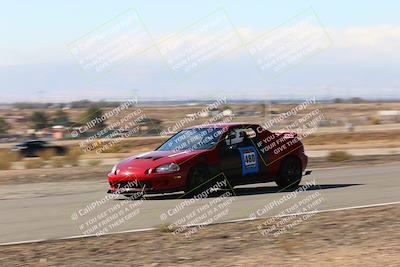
[1,0,399,102]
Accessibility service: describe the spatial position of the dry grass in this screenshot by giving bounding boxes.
[80,140,127,154]
[303,130,400,146]
[327,151,353,162]
[83,138,164,154]
[0,151,12,170]
[51,157,65,168]
[65,147,81,166]
[102,143,124,153]
[158,223,178,233]
[0,151,23,170]
[371,117,381,125]
[88,159,102,167]
[24,158,46,169]
[9,152,23,162]
[0,161,12,170]
[38,149,56,161]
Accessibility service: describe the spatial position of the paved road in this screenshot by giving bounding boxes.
[0,164,399,244]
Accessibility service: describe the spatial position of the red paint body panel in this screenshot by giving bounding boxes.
[107,123,309,194]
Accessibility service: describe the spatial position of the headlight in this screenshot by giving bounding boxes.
[111,165,118,175]
[154,163,180,173]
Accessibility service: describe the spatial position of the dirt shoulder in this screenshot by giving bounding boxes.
[307,154,400,168]
[302,130,400,149]
[0,165,112,185]
[1,204,399,266]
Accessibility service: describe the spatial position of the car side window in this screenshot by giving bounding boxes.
[225,129,244,147]
[225,128,257,148]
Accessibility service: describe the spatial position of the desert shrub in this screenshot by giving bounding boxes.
[52,157,65,168]
[78,140,125,154]
[25,158,45,169]
[38,149,56,161]
[9,151,23,162]
[0,161,12,170]
[102,143,124,153]
[371,117,381,125]
[158,223,177,233]
[0,151,12,170]
[327,151,352,162]
[0,150,24,169]
[88,159,102,167]
[65,147,82,166]
[80,140,102,154]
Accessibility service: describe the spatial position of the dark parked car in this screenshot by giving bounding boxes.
[12,140,67,157]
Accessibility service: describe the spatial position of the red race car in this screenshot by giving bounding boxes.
[107,123,310,197]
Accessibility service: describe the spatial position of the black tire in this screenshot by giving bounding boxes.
[185,165,211,197]
[275,156,302,189]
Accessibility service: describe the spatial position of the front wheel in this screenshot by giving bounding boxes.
[185,165,211,197]
[275,156,302,189]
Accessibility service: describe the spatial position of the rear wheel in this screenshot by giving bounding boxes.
[275,156,302,189]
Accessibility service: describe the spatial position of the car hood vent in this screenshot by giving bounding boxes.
[134,155,163,160]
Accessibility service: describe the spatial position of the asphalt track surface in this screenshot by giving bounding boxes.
[0,164,399,245]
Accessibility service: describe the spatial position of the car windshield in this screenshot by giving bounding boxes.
[157,127,225,152]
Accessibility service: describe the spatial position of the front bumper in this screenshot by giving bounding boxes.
[107,172,187,194]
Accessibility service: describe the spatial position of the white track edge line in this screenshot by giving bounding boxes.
[1,200,400,247]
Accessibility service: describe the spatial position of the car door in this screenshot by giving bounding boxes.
[219,129,243,182]
[219,127,263,185]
